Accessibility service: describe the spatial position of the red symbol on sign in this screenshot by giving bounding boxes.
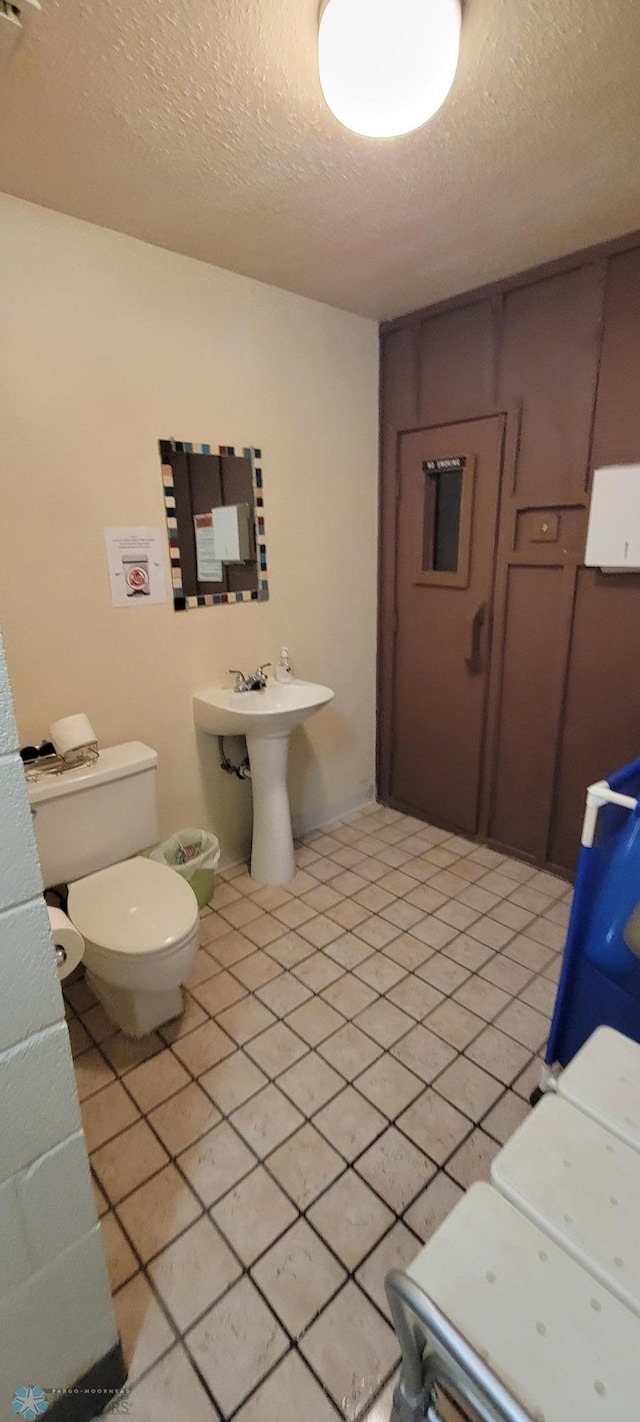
[126,566,148,589]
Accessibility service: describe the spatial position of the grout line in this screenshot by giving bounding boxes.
[67,811,562,1421]
[80,951,546,1187]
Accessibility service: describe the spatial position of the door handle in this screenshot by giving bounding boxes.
[465,602,487,672]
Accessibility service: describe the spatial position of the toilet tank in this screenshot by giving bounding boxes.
[28,742,160,888]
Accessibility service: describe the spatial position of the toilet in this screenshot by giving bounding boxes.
[28,742,200,1036]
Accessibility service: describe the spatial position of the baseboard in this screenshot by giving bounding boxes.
[217,786,377,872]
[46,1343,127,1422]
[292,786,377,838]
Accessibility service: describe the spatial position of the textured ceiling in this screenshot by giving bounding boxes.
[0,0,639,319]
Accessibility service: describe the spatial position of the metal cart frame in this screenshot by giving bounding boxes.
[385,1271,533,1422]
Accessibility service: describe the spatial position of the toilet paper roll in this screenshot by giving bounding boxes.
[49,714,97,760]
[48,906,85,981]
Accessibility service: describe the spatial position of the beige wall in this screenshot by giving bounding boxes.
[0,625,117,1389]
[0,196,379,866]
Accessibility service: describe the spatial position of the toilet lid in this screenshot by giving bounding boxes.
[68,856,199,955]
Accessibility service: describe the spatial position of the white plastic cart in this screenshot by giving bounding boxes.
[386,1027,640,1422]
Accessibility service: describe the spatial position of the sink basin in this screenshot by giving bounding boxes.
[193,679,334,739]
[193,678,335,885]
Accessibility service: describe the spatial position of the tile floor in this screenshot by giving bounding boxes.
[66,805,570,1421]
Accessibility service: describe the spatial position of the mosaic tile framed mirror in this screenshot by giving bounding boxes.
[159,439,269,611]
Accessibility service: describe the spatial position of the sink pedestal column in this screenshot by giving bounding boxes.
[247,735,295,885]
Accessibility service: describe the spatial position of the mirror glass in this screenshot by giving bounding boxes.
[159,440,268,610]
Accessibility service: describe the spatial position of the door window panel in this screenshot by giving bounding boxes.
[426,465,463,573]
[417,455,474,588]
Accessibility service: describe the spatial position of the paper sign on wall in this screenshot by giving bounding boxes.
[104,528,168,607]
[194,513,223,582]
[211,503,251,563]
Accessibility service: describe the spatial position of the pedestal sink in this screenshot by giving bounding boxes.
[193,679,335,884]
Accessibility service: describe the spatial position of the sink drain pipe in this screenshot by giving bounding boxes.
[218,735,252,780]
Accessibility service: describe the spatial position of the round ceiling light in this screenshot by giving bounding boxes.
[318,0,461,139]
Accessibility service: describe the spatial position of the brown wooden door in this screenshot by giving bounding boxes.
[390,415,505,833]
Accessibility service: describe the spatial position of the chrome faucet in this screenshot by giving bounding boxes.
[228,663,271,692]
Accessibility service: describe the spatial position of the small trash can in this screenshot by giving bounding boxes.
[150,827,221,909]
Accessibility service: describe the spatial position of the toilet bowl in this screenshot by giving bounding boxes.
[28,741,203,1037]
[68,856,200,1037]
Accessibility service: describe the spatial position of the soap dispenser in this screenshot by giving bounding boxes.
[275,647,293,683]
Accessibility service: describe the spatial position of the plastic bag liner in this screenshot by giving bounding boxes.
[150,827,220,910]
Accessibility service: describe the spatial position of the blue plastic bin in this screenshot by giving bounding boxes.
[546,753,640,1070]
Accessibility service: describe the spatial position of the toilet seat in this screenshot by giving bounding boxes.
[68,855,199,956]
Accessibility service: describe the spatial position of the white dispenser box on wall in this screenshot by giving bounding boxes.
[0,0,40,70]
[585,465,640,570]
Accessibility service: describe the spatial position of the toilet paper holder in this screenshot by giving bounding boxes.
[22,739,99,781]
[22,714,99,781]
[47,905,85,981]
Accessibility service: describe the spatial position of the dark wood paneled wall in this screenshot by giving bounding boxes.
[379,234,640,874]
